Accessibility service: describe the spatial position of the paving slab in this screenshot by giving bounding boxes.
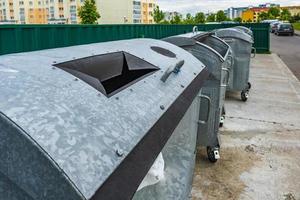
[192,54,300,200]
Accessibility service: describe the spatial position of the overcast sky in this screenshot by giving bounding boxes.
[157,0,300,14]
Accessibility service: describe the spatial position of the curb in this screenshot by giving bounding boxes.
[295,31,300,37]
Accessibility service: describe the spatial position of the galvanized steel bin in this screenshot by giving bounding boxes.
[233,26,254,39]
[163,31,232,162]
[215,28,254,101]
[0,39,209,200]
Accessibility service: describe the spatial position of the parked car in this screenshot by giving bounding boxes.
[270,22,280,33]
[275,23,294,36]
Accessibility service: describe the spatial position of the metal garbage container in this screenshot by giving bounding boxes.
[215,28,255,101]
[233,26,254,39]
[163,31,233,162]
[0,38,209,200]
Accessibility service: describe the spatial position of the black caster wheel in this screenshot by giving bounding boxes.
[207,146,220,163]
[241,90,249,102]
[247,82,251,90]
[219,121,224,128]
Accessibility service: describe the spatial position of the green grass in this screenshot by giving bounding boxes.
[293,23,300,31]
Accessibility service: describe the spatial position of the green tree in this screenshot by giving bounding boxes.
[78,0,100,24]
[280,8,291,21]
[152,6,165,23]
[170,15,182,24]
[206,14,216,22]
[258,12,270,21]
[216,10,227,22]
[160,20,170,24]
[183,13,195,24]
[233,17,242,23]
[194,12,206,24]
[290,13,300,23]
[268,7,280,19]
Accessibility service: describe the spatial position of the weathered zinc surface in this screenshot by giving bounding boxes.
[0,38,208,199]
[163,32,231,149]
[215,28,253,93]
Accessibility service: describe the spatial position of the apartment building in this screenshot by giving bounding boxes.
[141,0,155,24]
[226,7,248,19]
[0,0,83,24]
[0,0,156,24]
[95,0,155,24]
[242,7,269,22]
[281,6,300,16]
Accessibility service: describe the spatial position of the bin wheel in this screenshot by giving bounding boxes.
[207,146,220,163]
[247,82,252,90]
[241,90,249,102]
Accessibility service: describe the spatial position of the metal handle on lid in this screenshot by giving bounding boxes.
[160,60,185,83]
[193,26,198,34]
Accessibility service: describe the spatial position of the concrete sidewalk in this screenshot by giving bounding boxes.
[191,54,300,200]
[295,30,300,36]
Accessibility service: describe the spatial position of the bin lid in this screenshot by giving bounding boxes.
[232,26,253,38]
[163,32,227,62]
[0,38,208,200]
[214,28,254,43]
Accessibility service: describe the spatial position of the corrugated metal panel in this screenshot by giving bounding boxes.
[0,23,270,55]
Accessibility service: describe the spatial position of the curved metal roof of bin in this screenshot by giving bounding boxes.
[232,26,254,38]
[163,31,230,62]
[0,38,208,200]
[214,28,254,43]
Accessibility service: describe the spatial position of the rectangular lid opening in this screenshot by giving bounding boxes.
[54,52,159,97]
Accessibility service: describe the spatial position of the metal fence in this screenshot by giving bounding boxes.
[0,23,270,55]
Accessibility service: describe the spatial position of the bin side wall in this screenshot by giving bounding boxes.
[0,23,270,56]
[132,95,199,199]
[0,113,84,200]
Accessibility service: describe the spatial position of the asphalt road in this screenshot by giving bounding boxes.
[271,33,300,80]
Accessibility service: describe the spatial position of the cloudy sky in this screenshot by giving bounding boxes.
[157,0,300,14]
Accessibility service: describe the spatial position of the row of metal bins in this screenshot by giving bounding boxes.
[0,27,254,200]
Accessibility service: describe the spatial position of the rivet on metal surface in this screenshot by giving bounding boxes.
[74,78,78,81]
[53,61,57,64]
[130,89,133,92]
[97,93,101,97]
[194,72,197,75]
[160,105,165,110]
[116,149,124,157]
[52,66,56,70]
[181,85,185,88]
[115,97,119,100]
[144,81,146,83]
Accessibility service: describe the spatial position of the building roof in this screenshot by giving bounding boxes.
[250,7,269,12]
